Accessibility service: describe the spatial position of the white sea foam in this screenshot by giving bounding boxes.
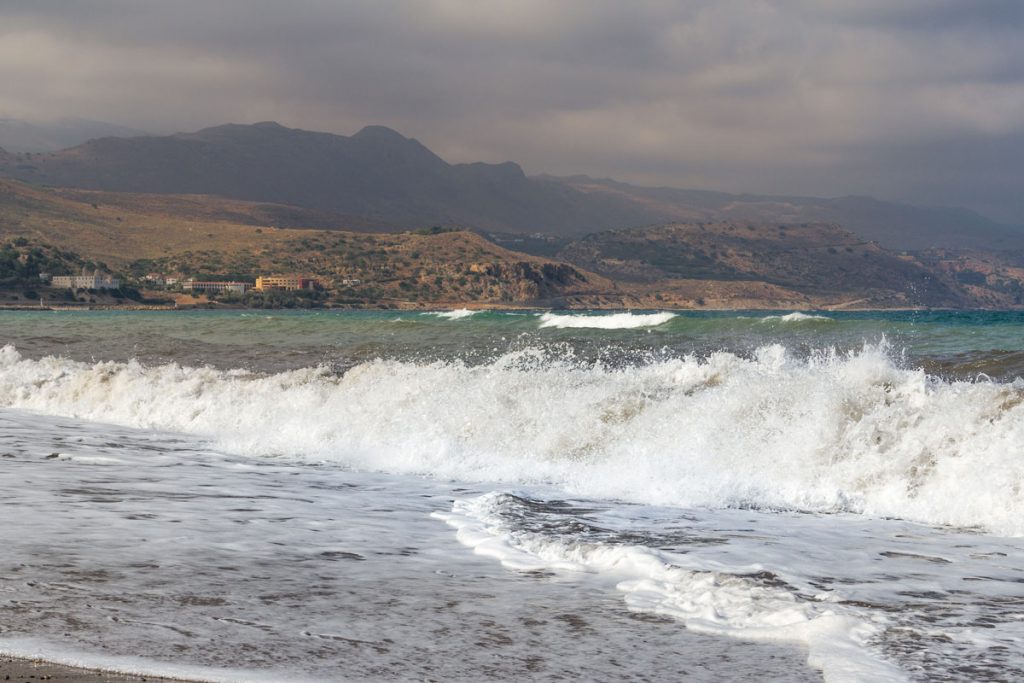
[5,410,829,682]
[538,311,676,329]
[762,312,833,322]
[3,343,1024,534]
[427,308,479,320]
[434,493,905,683]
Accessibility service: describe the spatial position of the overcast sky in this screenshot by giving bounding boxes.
[2,0,1023,222]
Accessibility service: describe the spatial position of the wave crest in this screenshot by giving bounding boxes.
[761,312,833,322]
[539,311,677,329]
[426,309,479,320]
[2,343,1023,535]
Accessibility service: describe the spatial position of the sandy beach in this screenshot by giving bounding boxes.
[0,657,184,683]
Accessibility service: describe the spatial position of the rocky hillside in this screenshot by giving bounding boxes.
[557,222,968,308]
[0,178,610,307]
[130,228,610,308]
[2,177,1022,309]
[916,248,1024,307]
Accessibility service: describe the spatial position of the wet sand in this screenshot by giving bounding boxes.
[0,657,185,683]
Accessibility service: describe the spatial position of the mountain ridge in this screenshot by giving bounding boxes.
[1,121,1022,250]
[543,175,1024,251]
[1,122,654,235]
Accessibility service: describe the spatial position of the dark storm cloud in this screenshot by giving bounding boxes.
[1,0,1022,222]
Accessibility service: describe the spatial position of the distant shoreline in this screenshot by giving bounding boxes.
[0,301,996,313]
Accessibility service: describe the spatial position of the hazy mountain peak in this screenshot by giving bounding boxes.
[352,125,407,141]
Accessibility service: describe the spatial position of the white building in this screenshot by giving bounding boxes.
[51,274,121,290]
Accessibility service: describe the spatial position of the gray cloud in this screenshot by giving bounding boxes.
[1,0,1023,222]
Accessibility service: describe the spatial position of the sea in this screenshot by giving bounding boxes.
[1,308,1023,682]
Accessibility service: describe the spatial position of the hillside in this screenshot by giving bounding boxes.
[0,178,615,307]
[557,222,969,308]
[2,178,1022,310]
[915,248,1024,308]
[50,186,395,232]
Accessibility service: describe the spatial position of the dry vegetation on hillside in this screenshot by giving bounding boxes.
[3,178,1024,309]
[559,222,969,308]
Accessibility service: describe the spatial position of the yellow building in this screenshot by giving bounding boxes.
[254,275,321,291]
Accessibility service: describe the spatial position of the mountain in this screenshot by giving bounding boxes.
[0,122,656,236]
[2,120,1022,250]
[542,176,1024,252]
[0,118,149,153]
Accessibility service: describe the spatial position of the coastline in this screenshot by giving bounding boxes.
[0,301,987,313]
[0,656,187,683]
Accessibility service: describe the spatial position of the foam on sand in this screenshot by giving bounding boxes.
[434,493,905,683]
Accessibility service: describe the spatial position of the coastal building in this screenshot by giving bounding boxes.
[185,280,250,294]
[51,274,122,289]
[254,275,322,291]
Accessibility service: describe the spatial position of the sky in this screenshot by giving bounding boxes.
[1,0,1023,223]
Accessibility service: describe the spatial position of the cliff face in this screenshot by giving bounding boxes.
[468,261,588,301]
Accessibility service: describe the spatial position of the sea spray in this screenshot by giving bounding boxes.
[2,343,1023,534]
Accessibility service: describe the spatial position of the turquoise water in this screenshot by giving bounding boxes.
[3,309,1024,378]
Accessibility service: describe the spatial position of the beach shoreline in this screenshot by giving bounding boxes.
[1,656,187,683]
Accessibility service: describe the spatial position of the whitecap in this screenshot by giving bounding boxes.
[539,311,676,329]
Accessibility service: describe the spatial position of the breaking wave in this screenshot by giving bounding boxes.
[2,343,1024,535]
[538,311,677,329]
[426,308,479,320]
[761,312,833,322]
